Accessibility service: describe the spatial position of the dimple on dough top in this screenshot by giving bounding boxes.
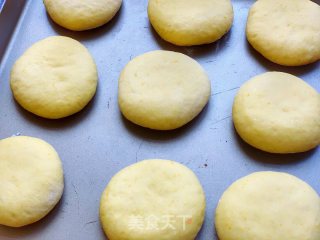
[0,136,64,227]
[215,171,320,240]
[119,50,211,130]
[148,0,233,46]
[100,159,206,240]
[44,0,122,31]
[233,72,320,153]
[10,36,98,119]
[246,0,320,66]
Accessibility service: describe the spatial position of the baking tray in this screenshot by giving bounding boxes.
[0,0,319,239]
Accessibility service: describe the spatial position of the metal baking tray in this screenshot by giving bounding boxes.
[0,0,319,239]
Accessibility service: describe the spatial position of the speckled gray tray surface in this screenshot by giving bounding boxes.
[0,0,319,239]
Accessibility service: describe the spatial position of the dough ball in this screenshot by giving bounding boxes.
[148,0,233,46]
[10,36,98,119]
[118,50,211,130]
[215,171,320,240]
[100,159,206,240]
[44,0,122,31]
[0,136,64,227]
[246,0,320,66]
[233,72,320,153]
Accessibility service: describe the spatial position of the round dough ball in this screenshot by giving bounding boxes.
[44,0,122,31]
[246,0,320,66]
[215,171,320,240]
[118,50,211,130]
[148,0,233,46]
[10,36,98,119]
[233,72,320,153]
[100,159,206,240]
[0,136,64,227]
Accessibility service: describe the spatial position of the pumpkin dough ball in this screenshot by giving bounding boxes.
[233,72,320,153]
[10,36,98,119]
[0,136,64,227]
[246,0,320,66]
[118,50,211,130]
[215,171,320,240]
[148,0,234,46]
[100,159,206,240]
[44,0,122,31]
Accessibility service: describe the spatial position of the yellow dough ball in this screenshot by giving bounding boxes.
[44,0,122,31]
[148,0,234,46]
[215,171,320,240]
[233,72,320,153]
[10,36,98,119]
[100,159,206,240]
[246,0,320,66]
[118,50,211,130]
[0,136,64,227]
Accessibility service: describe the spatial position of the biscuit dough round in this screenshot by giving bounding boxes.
[10,36,98,119]
[215,171,320,240]
[118,50,211,130]
[148,0,233,46]
[0,136,64,227]
[246,0,320,66]
[233,72,320,153]
[44,0,122,31]
[100,159,206,240]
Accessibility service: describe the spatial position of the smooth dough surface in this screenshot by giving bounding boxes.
[148,0,233,46]
[118,50,211,130]
[233,72,320,153]
[44,0,122,31]
[246,0,320,66]
[215,171,320,240]
[11,36,98,119]
[100,159,206,240]
[0,136,64,227]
